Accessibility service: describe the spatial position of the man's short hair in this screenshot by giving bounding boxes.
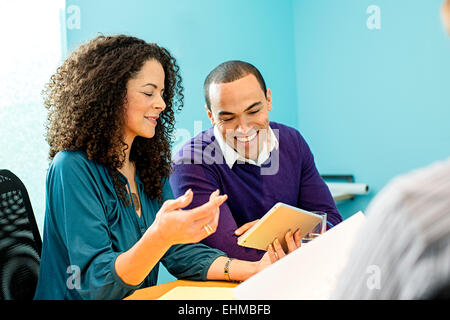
[203,60,267,110]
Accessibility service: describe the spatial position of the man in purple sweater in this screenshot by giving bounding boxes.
[170,60,342,262]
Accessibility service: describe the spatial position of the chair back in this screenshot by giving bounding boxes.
[0,169,42,300]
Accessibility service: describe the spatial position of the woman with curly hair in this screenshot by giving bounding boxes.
[34,35,275,300]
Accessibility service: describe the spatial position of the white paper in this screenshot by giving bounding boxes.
[233,211,366,300]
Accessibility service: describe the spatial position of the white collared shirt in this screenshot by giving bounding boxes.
[213,125,279,169]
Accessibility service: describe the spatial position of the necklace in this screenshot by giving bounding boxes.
[118,162,140,212]
[131,192,141,211]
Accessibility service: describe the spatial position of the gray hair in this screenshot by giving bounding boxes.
[332,158,450,299]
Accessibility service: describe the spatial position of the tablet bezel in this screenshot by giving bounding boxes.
[237,203,323,251]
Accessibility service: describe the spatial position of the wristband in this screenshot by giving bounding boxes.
[224,258,234,281]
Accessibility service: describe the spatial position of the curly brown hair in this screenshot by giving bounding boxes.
[43,35,183,203]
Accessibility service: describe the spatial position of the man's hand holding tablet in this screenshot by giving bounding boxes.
[235,203,323,263]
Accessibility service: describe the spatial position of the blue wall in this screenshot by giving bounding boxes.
[293,0,450,218]
[64,0,450,284]
[65,0,298,148]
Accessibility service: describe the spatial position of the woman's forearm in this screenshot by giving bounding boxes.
[116,229,260,285]
[206,256,258,282]
[114,223,172,286]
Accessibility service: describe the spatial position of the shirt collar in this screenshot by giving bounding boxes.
[213,125,279,169]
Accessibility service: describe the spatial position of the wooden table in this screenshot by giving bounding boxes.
[124,280,239,300]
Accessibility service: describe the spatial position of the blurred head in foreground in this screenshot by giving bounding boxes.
[331,159,450,299]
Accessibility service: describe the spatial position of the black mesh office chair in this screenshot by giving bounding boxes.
[0,169,42,300]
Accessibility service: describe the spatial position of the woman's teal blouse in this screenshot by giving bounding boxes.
[34,150,226,300]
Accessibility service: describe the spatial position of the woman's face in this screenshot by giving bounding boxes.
[124,59,166,142]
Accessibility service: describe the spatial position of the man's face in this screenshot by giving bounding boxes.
[206,74,272,160]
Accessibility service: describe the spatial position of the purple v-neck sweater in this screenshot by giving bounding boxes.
[170,122,342,261]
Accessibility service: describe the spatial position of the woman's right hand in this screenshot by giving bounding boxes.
[151,189,228,246]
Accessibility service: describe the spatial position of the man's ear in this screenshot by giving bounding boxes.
[205,104,215,126]
[266,88,273,111]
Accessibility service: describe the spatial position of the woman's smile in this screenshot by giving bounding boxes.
[144,115,158,125]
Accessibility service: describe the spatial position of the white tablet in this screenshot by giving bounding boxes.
[237,203,323,251]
